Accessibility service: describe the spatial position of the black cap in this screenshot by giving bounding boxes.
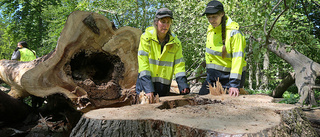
[156,8,174,19]
[202,0,224,16]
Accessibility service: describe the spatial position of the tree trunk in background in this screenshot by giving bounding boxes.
[70,95,318,137]
[267,39,320,105]
[276,65,280,80]
[248,60,253,90]
[255,62,260,90]
[247,39,253,90]
[270,72,295,98]
[0,11,141,112]
[259,51,269,90]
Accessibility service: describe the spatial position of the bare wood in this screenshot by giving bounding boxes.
[70,95,318,137]
[0,11,141,112]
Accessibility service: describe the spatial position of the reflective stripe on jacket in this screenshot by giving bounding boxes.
[137,26,188,94]
[19,48,37,62]
[205,16,247,81]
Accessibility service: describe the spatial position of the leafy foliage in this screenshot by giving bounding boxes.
[161,0,208,76]
[279,91,300,104]
[0,0,78,57]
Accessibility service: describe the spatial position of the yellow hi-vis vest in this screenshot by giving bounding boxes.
[19,48,36,62]
[138,27,186,86]
[205,16,247,80]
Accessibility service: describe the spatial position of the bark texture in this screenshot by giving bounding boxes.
[70,95,318,137]
[268,39,320,105]
[270,72,296,98]
[0,11,141,112]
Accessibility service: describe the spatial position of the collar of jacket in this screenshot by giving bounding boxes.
[207,15,240,32]
[144,26,180,46]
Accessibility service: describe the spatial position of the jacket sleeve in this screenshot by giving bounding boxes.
[173,41,189,91]
[137,36,154,93]
[11,50,21,60]
[229,31,246,88]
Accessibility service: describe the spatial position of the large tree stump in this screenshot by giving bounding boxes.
[70,95,318,137]
[0,11,141,112]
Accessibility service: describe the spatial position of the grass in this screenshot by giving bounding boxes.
[278,91,300,104]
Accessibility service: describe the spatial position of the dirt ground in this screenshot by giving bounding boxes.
[84,94,298,134]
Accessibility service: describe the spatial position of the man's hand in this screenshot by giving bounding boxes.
[229,87,239,97]
[180,88,190,95]
[146,92,154,98]
[145,92,154,103]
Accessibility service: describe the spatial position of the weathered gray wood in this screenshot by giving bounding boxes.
[267,40,320,106]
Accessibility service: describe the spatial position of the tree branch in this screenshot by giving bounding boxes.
[264,0,289,45]
[311,0,320,8]
[264,0,283,36]
[242,23,263,28]
[268,4,288,38]
[301,0,311,27]
[99,9,116,14]
[99,9,122,27]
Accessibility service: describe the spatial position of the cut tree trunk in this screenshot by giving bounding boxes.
[0,11,141,112]
[70,95,318,137]
[268,39,320,106]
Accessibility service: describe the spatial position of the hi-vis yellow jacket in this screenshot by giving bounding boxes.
[19,48,37,62]
[205,16,246,88]
[136,27,189,94]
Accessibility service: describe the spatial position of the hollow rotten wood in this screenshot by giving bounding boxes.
[70,95,318,137]
[0,11,141,112]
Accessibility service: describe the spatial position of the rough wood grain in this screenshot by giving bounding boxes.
[0,11,141,112]
[70,95,318,137]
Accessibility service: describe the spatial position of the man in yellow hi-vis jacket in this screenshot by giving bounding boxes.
[11,41,37,62]
[199,1,247,96]
[136,8,189,97]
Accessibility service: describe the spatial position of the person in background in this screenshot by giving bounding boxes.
[11,41,37,61]
[11,41,42,108]
[136,8,190,98]
[199,0,247,96]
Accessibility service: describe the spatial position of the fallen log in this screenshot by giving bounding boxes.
[0,90,32,124]
[70,95,318,137]
[0,11,141,112]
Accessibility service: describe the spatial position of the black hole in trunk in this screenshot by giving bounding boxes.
[69,51,123,85]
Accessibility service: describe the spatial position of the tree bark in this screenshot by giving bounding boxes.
[259,51,269,90]
[0,11,141,112]
[267,39,320,105]
[270,72,295,98]
[247,38,253,90]
[255,62,260,89]
[70,95,318,137]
